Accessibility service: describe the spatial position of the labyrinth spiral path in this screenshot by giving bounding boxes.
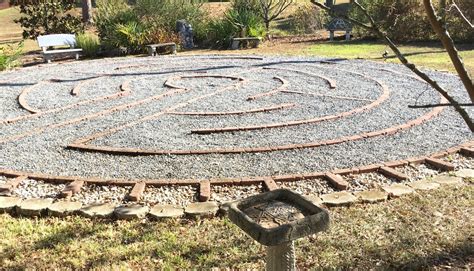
[0,55,473,211]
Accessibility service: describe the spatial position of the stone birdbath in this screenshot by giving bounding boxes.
[228,189,330,271]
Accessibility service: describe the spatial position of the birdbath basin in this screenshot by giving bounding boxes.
[228,189,330,270]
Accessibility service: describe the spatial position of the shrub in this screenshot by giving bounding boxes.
[94,0,206,53]
[349,0,473,42]
[0,41,23,71]
[290,5,328,34]
[201,0,266,49]
[11,0,83,39]
[76,33,100,58]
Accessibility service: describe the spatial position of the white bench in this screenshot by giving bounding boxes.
[37,34,83,63]
[146,43,177,56]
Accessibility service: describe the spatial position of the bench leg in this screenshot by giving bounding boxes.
[147,47,154,56]
[172,45,177,55]
[75,53,80,60]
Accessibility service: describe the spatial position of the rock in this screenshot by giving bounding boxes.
[408,181,440,191]
[454,169,474,179]
[79,203,115,218]
[18,198,54,217]
[382,183,414,198]
[354,190,388,203]
[432,175,463,185]
[48,201,83,217]
[114,204,149,220]
[149,204,184,219]
[320,191,357,206]
[304,195,324,206]
[0,196,22,213]
[185,202,219,218]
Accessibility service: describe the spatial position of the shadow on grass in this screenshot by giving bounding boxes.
[329,239,473,270]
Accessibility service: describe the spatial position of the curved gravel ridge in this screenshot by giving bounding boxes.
[0,55,472,182]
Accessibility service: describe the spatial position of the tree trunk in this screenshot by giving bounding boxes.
[82,0,93,24]
[423,0,474,103]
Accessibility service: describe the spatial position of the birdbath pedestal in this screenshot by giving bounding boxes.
[228,189,330,271]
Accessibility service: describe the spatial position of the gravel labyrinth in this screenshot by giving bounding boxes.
[0,55,473,206]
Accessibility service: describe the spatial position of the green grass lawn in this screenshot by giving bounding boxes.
[306,41,474,75]
[1,185,472,269]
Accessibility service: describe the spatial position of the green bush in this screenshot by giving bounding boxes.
[11,0,83,39]
[349,0,473,42]
[444,0,474,42]
[349,0,434,42]
[94,0,206,54]
[290,5,328,34]
[203,0,266,48]
[0,41,23,71]
[76,33,100,58]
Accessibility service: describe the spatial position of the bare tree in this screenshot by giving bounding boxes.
[82,0,93,24]
[311,0,474,131]
[259,0,293,30]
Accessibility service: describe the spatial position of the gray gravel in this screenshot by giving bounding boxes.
[343,172,399,192]
[0,55,472,184]
[277,178,334,195]
[211,184,263,203]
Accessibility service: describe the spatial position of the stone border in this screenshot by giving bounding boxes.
[0,170,470,220]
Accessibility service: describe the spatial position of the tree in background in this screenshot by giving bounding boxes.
[258,0,293,30]
[82,0,93,24]
[11,0,83,39]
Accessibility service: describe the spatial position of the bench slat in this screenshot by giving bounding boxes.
[38,34,77,48]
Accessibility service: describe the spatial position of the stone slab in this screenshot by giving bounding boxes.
[408,181,440,191]
[149,204,184,219]
[320,191,357,206]
[432,175,463,185]
[354,190,388,203]
[48,201,83,217]
[79,203,116,218]
[18,198,54,216]
[114,204,149,220]
[0,196,22,213]
[454,169,474,179]
[382,183,415,198]
[185,202,219,217]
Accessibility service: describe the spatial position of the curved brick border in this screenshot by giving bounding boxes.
[71,76,109,96]
[263,66,337,89]
[17,81,46,114]
[169,103,296,116]
[246,76,288,100]
[0,86,182,144]
[2,139,472,187]
[67,67,447,156]
[68,75,246,146]
[1,79,131,125]
[190,68,387,134]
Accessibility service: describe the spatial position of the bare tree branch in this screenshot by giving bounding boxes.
[409,103,474,108]
[423,0,474,103]
[447,1,474,28]
[310,0,474,131]
[259,0,293,30]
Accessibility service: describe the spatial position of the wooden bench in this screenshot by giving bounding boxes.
[146,43,177,56]
[37,34,82,63]
[230,37,262,50]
